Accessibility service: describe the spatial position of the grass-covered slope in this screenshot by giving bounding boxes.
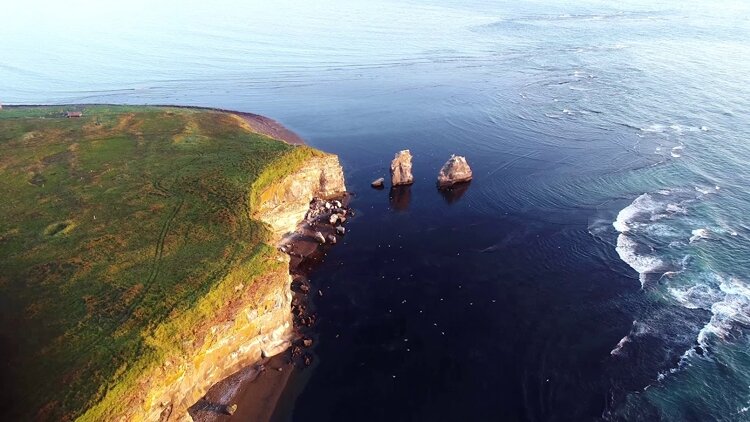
[0,106,320,420]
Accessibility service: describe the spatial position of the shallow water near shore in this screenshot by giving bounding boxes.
[4,0,750,420]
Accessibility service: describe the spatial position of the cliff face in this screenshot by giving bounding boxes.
[103,153,346,421]
[252,154,346,241]
[147,264,295,422]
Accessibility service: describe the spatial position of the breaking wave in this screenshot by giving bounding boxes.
[610,187,750,384]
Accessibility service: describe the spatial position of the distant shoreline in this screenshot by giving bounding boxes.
[2,103,306,145]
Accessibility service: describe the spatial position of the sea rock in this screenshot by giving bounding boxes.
[390,150,414,186]
[313,231,326,244]
[327,234,337,244]
[437,155,472,188]
[302,337,313,347]
[303,354,313,366]
[329,214,339,225]
[371,177,385,188]
[336,226,346,235]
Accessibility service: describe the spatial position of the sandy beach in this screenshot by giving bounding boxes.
[189,353,295,422]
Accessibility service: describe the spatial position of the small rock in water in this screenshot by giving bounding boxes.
[371,177,385,188]
[390,150,414,186]
[329,214,339,225]
[314,231,326,244]
[327,234,337,244]
[336,226,346,235]
[302,337,314,347]
[437,155,473,188]
[292,346,303,358]
[303,353,313,366]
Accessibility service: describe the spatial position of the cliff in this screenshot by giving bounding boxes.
[90,153,346,421]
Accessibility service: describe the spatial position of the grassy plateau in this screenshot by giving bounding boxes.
[0,106,320,420]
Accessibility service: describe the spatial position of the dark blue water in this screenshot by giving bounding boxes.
[3,0,750,420]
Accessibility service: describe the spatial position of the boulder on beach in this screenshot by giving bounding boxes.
[225,404,237,416]
[437,155,472,188]
[390,150,414,186]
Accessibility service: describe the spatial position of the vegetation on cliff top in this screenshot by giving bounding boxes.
[0,106,319,420]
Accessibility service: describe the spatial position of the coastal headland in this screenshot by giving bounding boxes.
[0,105,346,421]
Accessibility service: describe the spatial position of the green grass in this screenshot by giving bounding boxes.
[0,106,319,421]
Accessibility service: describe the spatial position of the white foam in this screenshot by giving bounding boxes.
[671,145,684,158]
[641,124,665,133]
[665,203,686,214]
[689,228,710,243]
[610,335,630,356]
[613,193,660,233]
[615,234,664,285]
[694,277,750,345]
[694,185,718,195]
[668,283,720,310]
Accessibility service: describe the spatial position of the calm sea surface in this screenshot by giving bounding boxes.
[3,0,750,420]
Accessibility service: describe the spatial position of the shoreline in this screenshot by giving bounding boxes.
[2,103,306,145]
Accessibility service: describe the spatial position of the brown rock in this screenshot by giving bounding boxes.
[303,354,313,366]
[390,150,414,186]
[371,177,385,188]
[437,155,472,188]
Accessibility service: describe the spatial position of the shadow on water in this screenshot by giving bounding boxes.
[438,181,471,204]
[388,185,412,211]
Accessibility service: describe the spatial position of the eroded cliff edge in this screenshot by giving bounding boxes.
[83,153,346,422]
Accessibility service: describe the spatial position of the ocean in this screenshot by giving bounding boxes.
[3,0,750,420]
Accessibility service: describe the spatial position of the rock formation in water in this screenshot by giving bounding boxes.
[390,150,414,186]
[437,155,472,188]
[371,177,385,188]
[103,154,346,422]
